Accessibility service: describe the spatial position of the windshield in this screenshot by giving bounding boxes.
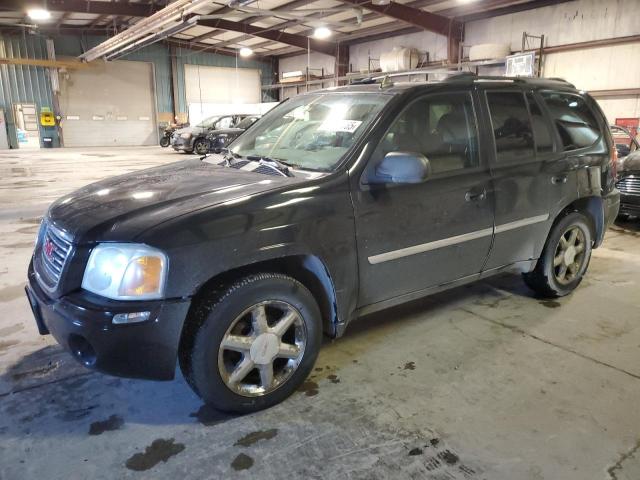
[231,92,390,171]
[196,115,220,128]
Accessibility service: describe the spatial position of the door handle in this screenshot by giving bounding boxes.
[551,175,568,185]
[465,189,486,202]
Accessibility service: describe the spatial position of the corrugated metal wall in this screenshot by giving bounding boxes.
[0,33,58,148]
[0,33,277,148]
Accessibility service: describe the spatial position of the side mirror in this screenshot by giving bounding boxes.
[371,151,431,184]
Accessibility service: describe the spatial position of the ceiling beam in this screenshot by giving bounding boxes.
[2,0,161,17]
[0,56,91,68]
[457,0,576,22]
[224,0,445,55]
[198,18,337,56]
[190,0,318,45]
[339,0,461,38]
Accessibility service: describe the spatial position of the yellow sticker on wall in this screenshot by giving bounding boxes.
[40,111,56,127]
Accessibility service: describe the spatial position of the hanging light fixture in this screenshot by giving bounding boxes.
[239,47,253,57]
[27,8,51,21]
[313,27,332,39]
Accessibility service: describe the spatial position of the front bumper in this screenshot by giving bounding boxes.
[26,261,191,380]
[619,192,640,216]
[171,136,194,152]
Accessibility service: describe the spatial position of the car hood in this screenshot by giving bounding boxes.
[47,157,308,242]
[175,126,207,136]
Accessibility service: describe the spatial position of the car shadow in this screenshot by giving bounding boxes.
[0,272,536,437]
[339,272,534,342]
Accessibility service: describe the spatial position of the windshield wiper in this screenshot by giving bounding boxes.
[246,155,294,177]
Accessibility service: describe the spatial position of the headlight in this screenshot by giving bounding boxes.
[180,132,192,139]
[82,243,167,300]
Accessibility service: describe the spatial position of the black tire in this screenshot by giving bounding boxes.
[523,212,593,298]
[193,137,209,155]
[180,273,322,413]
[159,137,170,147]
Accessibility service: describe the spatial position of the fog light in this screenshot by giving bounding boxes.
[113,311,151,324]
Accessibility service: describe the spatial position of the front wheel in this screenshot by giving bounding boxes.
[193,137,209,155]
[523,212,593,297]
[180,273,322,413]
[159,136,170,147]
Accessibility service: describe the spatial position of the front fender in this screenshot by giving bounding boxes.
[138,175,359,329]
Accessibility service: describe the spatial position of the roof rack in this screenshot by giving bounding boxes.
[349,77,377,85]
[546,77,576,87]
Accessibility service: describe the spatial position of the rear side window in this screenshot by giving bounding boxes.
[486,91,535,163]
[540,92,601,151]
[526,93,554,153]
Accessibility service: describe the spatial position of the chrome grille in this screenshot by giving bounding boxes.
[39,223,72,288]
[617,175,640,195]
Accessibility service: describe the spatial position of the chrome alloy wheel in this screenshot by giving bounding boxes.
[553,225,587,285]
[218,301,307,397]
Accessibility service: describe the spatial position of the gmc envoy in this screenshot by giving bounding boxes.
[26,75,620,412]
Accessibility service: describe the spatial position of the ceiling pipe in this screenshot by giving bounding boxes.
[79,0,210,61]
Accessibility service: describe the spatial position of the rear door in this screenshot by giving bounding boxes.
[481,87,555,270]
[352,89,495,307]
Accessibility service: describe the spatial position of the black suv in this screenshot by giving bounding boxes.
[26,76,620,412]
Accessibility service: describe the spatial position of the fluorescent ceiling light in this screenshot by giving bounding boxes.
[27,8,51,21]
[313,27,332,39]
[239,47,253,57]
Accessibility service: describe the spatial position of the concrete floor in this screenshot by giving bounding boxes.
[1,146,639,480]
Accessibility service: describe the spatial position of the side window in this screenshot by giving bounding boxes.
[526,93,554,153]
[486,91,535,163]
[539,91,602,151]
[372,93,479,176]
[216,116,234,129]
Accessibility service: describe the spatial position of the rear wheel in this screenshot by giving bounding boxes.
[180,273,322,413]
[193,137,209,155]
[523,212,593,298]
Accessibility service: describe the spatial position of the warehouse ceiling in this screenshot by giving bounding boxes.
[0,0,572,58]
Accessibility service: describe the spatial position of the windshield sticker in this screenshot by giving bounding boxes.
[318,119,362,133]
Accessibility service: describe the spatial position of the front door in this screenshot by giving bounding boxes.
[352,91,495,307]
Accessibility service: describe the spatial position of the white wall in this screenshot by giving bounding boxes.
[465,0,639,51]
[275,0,640,121]
[466,0,640,122]
[279,52,336,77]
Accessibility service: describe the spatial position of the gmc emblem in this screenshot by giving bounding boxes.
[43,238,55,260]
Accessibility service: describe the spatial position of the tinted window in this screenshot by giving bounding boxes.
[487,91,535,163]
[540,92,601,151]
[373,93,479,175]
[526,93,554,153]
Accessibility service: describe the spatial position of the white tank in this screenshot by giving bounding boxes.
[380,47,420,72]
[468,43,511,61]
